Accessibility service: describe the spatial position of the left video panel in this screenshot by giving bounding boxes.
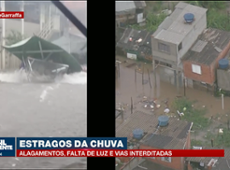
[0,1,87,169]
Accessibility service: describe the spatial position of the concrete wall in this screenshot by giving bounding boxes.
[116,10,137,27]
[151,36,178,65]
[217,69,230,91]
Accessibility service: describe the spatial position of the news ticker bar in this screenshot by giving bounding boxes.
[0,12,24,19]
[0,137,225,157]
[16,149,225,157]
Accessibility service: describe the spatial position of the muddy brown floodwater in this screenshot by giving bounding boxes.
[116,56,230,123]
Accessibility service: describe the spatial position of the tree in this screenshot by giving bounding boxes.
[5,30,26,45]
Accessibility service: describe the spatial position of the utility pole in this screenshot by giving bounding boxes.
[49,3,52,31]
[176,69,180,94]
[1,1,5,70]
[68,19,71,53]
[21,1,24,37]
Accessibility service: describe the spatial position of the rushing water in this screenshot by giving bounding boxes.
[0,70,87,169]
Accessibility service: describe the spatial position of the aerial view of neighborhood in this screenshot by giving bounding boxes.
[116,1,230,170]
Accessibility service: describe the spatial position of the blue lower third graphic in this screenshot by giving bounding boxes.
[0,137,15,157]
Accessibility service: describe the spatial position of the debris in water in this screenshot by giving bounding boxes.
[15,158,19,161]
[219,128,223,133]
[12,164,16,167]
[177,110,184,116]
[164,108,170,114]
[202,105,205,108]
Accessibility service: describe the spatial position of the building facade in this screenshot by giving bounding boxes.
[151,2,207,88]
[116,1,146,28]
[182,28,230,90]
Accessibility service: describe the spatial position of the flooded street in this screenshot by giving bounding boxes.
[0,71,87,169]
[116,56,230,122]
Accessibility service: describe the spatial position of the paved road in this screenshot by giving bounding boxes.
[0,73,87,168]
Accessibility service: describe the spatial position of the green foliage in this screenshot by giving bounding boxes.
[152,1,163,11]
[191,139,204,147]
[5,30,26,45]
[205,128,230,147]
[207,9,230,31]
[172,98,210,130]
[186,1,229,31]
[131,13,167,32]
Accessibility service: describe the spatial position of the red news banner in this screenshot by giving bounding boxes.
[0,12,24,19]
[17,149,225,157]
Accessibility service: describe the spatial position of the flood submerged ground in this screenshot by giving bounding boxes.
[0,70,87,169]
[116,56,230,146]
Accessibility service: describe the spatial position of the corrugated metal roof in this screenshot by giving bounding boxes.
[116,28,153,55]
[187,156,213,165]
[183,28,230,65]
[116,1,136,12]
[143,134,173,148]
[187,148,230,170]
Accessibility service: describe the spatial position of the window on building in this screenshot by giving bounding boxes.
[178,42,182,51]
[192,64,201,75]
[158,43,170,54]
[161,157,171,162]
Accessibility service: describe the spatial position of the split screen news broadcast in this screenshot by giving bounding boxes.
[0,1,228,170]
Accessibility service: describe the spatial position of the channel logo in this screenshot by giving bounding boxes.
[0,138,15,157]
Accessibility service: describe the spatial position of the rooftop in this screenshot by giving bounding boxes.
[133,160,175,170]
[187,148,230,169]
[116,1,146,14]
[116,28,154,55]
[182,28,230,65]
[152,2,207,44]
[116,110,192,149]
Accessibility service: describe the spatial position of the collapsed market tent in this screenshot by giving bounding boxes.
[3,35,82,73]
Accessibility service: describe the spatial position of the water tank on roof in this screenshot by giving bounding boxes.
[184,13,194,23]
[133,128,144,140]
[219,59,229,69]
[158,116,169,127]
